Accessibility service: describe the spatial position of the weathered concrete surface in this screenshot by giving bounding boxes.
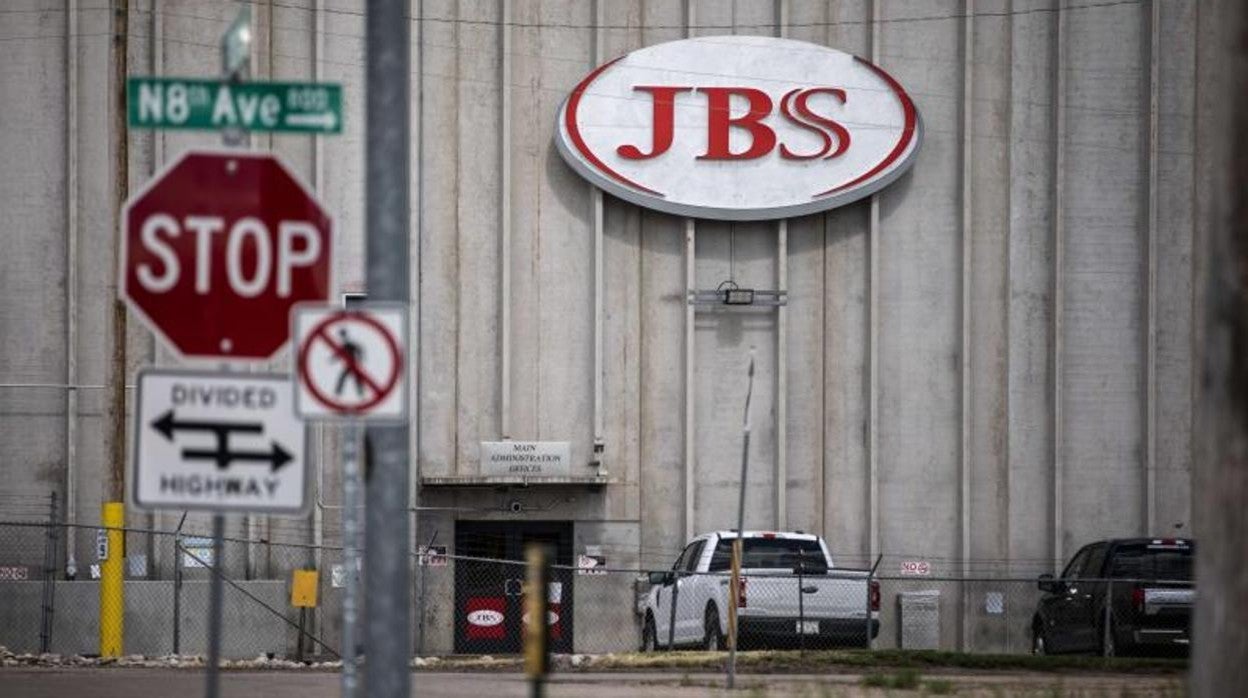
[0,581,288,658]
[0,0,1204,657]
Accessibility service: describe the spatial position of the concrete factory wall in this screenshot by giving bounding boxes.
[1,0,1199,654]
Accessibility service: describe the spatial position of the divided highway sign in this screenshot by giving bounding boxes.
[132,369,308,515]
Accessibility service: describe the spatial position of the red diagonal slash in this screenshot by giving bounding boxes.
[314,324,385,397]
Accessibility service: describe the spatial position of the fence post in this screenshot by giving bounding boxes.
[39,492,59,653]
[865,568,872,649]
[866,554,882,650]
[173,534,182,655]
[1102,577,1113,657]
[667,575,679,650]
[98,502,125,657]
[797,550,805,655]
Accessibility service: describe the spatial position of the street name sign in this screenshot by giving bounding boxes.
[128,77,343,134]
[132,369,308,514]
[121,150,333,360]
[292,304,408,421]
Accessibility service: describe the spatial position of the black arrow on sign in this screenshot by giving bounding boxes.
[182,442,294,473]
[151,409,292,473]
[152,410,263,441]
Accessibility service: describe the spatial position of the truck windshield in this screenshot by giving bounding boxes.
[1109,543,1194,581]
[708,538,828,573]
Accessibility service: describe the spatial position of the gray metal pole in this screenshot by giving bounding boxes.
[205,514,225,698]
[727,350,755,690]
[364,1,412,696]
[341,420,361,696]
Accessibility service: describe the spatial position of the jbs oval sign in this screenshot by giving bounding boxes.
[556,36,922,221]
[466,609,504,627]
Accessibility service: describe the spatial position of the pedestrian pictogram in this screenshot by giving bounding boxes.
[131,369,308,514]
[293,303,408,421]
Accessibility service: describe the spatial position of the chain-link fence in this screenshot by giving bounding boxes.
[0,519,1194,661]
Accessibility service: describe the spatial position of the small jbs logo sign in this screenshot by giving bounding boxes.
[467,609,504,627]
[556,36,921,221]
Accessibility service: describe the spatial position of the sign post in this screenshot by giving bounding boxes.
[364,2,413,695]
[728,350,756,690]
[118,11,336,698]
[292,301,407,698]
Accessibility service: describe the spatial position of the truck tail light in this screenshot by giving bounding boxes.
[737,576,748,608]
[870,580,880,612]
[1132,586,1146,613]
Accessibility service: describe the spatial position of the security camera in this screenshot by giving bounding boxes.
[508,500,524,514]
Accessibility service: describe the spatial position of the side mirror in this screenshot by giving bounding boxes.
[1037,573,1062,593]
[648,571,672,586]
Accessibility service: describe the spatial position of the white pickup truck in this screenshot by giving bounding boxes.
[641,531,879,651]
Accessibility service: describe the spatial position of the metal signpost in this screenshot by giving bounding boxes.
[727,349,756,690]
[364,2,413,695]
[293,303,408,698]
[119,10,337,698]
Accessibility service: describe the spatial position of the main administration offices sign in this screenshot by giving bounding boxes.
[555,36,922,221]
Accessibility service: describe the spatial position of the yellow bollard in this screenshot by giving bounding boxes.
[99,502,125,657]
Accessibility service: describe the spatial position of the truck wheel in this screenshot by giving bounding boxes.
[703,606,724,651]
[642,615,658,652]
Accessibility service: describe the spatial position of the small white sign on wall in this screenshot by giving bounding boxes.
[480,441,571,477]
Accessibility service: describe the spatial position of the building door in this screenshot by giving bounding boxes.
[454,520,574,654]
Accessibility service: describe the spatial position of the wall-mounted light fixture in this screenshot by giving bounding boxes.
[687,280,786,308]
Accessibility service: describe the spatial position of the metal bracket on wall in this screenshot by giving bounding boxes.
[686,289,788,309]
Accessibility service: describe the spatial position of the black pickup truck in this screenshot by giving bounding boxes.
[1031,538,1194,656]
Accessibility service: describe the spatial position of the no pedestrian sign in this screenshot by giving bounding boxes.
[293,304,408,422]
[131,369,308,515]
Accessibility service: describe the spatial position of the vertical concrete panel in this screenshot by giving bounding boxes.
[1006,0,1056,576]
[70,3,118,532]
[312,2,366,289]
[1061,0,1146,550]
[600,1,645,523]
[509,0,543,440]
[454,2,502,471]
[637,2,691,569]
[1153,0,1194,536]
[967,0,1011,577]
[819,0,872,566]
[693,226,779,534]
[0,0,68,507]
[781,1,831,540]
[536,0,594,466]
[875,1,961,573]
[418,0,460,476]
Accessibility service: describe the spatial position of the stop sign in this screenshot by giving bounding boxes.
[121,150,333,360]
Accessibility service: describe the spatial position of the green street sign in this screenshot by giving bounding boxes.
[128,77,343,134]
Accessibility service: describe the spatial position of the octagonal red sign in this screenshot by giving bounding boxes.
[121,150,333,360]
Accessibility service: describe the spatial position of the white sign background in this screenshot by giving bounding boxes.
[132,369,308,514]
[293,303,408,422]
[480,441,572,477]
[556,35,922,221]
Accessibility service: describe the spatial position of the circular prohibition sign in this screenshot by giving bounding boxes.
[297,310,403,415]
